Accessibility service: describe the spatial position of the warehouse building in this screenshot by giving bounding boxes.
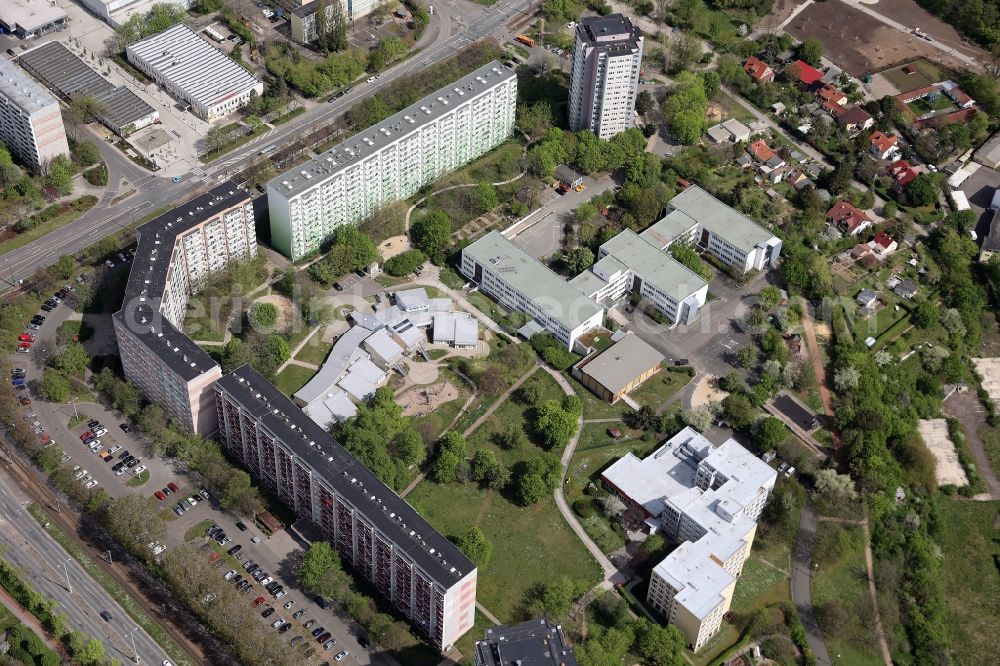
[0,0,67,38]
[601,427,776,651]
[460,231,604,351]
[641,185,782,275]
[267,61,516,260]
[18,41,159,136]
[0,57,69,171]
[113,182,257,433]
[126,24,263,120]
[216,365,477,649]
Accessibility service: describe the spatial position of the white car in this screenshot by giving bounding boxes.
[115,467,126,476]
[283,600,294,609]
[274,590,287,599]
[566,21,577,28]
[74,468,87,480]
[93,427,108,437]
[334,651,349,662]
[109,444,122,454]
[224,569,236,580]
[81,475,93,485]
[260,577,273,586]
[367,76,377,83]
[85,480,98,489]
[132,465,147,476]
[271,618,284,629]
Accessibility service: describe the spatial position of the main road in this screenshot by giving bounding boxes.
[0,461,175,665]
[0,0,536,288]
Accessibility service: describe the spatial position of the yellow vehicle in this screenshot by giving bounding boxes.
[574,184,586,193]
[99,449,111,459]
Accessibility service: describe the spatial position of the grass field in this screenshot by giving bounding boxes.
[294,335,333,366]
[408,369,474,443]
[274,364,315,396]
[880,60,943,92]
[564,374,631,420]
[811,522,882,666]
[627,369,692,410]
[126,469,150,487]
[407,371,602,620]
[0,601,18,631]
[936,498,1000,666]
[465,290,509,324]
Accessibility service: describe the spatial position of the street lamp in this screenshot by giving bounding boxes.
[58,557,72,594]
[125,626,140,663]
[68,396,80,420]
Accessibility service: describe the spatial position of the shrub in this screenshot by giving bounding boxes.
[250,301,279,329]
[383,249,427,276]
[572,499,595,518]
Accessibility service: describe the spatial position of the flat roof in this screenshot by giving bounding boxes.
[218,365,474,584]
[0,0,66,33]
[580,333,664,396]
[18,41,157,130]
[294,325,372,404]
[653,540,735,620]
[665,185,776,250]
[476,619,579,666]
[302,389,357,430]
[577,14,642,53]
[599,229,707,300]
[126,24,261,109]
[114,181,249,381]
[0,56,58,114]
[268,61,514,199]
[463,231,603,332]
[394,288,429,311]
[639,209,698,249]
[365,328,403,362]
[453,316,478,346]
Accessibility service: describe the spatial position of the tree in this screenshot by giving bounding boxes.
[833,366,860,393]
[575,202,597,222]
[72,140,101,167]
[220,470,257,515]
[757,285,782,310]
[51,344,90,378]
[39,368,71,402]
[329,0,348,51]
[682,405,713,432]
[410,210,451,256]
[669,244,713,281]
[384,249,427,276]
[535,399,578,450]
[564,247,594,274]
[665,32,702,74]
[514,471,549,505]
[367,37,409,71]
[299,541,344,597]
[475,182,500,213]
[736,344,757,368]
[799,37,823,65]
[250,301,279,329]
[47,155,73,196]
[495,425,526,452]
[635,90,656,116]
[635,620,685,666]
[524,577,577,618]
[911,301,938,329]
[671,109,706,145]
[906,173,941,206]
[939,307,966,339]
[456,527,492,567]
[431,431,467,483]
[721,393,756,431]
[754,416,787,450]
[921,345,950,373]
[103,494,165,557]
[814,469,858,503]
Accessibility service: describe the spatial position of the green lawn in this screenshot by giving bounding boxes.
[564,374,631,420]
[294,335,333,366]
[936,498,1000,666]
[880,60,942,91]
[274,364,315,396]
[811,522,883,666]
[575,422,645,452]
[466,290,508,324]
[627,369,692,410]
[453,610,496,665]
[730,556,788,613]
[184,519,214,543]
[126,469,150,487]
[0,600,18,631]
[407,371,602,620]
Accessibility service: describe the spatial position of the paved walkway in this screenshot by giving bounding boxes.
[0,585,64,653]
[275,325,322,374]
[791,503,833,666]
[476,602,502,626]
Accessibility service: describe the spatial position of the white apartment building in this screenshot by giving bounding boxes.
[126,24,263,120]
[641,185,782,275]
[461,231,604,350]
[113,182,257,433]
[0,57,69,171]
[267,62,517,260]
[602,427,776,651]
[570,229,708,325]
[216,365,477,649]
[568,14,643,139]
[78,0,192,27]
[291,0,377,44]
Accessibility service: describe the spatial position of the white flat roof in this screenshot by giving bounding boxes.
[303,389,358,429]
[338,357,385,401]
[653,541,735,620]
[126,24,261,109]
[366,328,403,362]
[395,288,429,312]
[0,0,66,33]
[454,316,479,346]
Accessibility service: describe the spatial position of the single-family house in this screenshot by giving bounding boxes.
[856,289,878,308]
[744,56,775,83]
[787,60,824,86]
[784,168,810,188]
[836,106,874,134]
[869,131,900,160]
[888,159,926,189]
[826,200,873,236]
[816,84,847,108]
[706,118,752,143]
[893,280,918,300]
[748,140,785,169]
[868,231,898,257]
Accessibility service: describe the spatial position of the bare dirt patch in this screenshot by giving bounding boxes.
[690,375,728,409]
[251,294,294,332]
[917,419,968,487]
[398,381,459,417]
[786,2,971,76]
[379,235,411,260]
[972,358,1000,406]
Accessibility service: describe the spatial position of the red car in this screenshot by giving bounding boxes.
[79,431,92,441]
[154,491,166,500]
[17,397,30,406]
[254,596,266,606]
[17,334,34,342]
[17,343,30,349]
[167,482,179,493]
[208,552,220,563]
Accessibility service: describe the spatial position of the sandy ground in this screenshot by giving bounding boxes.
[379,235,412,260]
[406,359,440,385]
[690,376,728,409]
[252,293,294,332]
[917,419,968,487]
[399,381,458,417]
[972,358,1000,406]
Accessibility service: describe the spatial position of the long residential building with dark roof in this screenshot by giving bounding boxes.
[113,181,256,433]
[214,365,477,649]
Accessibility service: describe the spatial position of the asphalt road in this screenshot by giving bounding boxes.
[0,463,171,665]
[0,0,536,288]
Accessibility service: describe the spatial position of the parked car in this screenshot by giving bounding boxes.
[228,544,241,556]
[283,600,295,610]
[334,651,348,662]
[254,596,266,606]
[154,491,166,500]
[311,627,326,637]
[324,639,338,650]
[292,609,305,619]
[167,482,179,493]
[262,607,275,618]
[316,632,331,644]
[303,620,317,629]
[224,570,236,580]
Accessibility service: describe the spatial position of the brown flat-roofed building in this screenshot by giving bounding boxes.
[576,334,664,403]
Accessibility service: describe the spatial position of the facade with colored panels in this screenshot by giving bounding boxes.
[215,365,477,649]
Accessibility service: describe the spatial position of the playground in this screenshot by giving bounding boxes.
[398,381,460,418]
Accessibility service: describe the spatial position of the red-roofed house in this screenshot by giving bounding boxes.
[869,131,900,160]
[868,231,898,257]
[787,59,823,86]
[816,84,847,108]
[747,139,785,169]
[945,86,975,109]
[888,159,926,188]
[827,200,873,236]
[744,56,775,83]
[836,105,874,134]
